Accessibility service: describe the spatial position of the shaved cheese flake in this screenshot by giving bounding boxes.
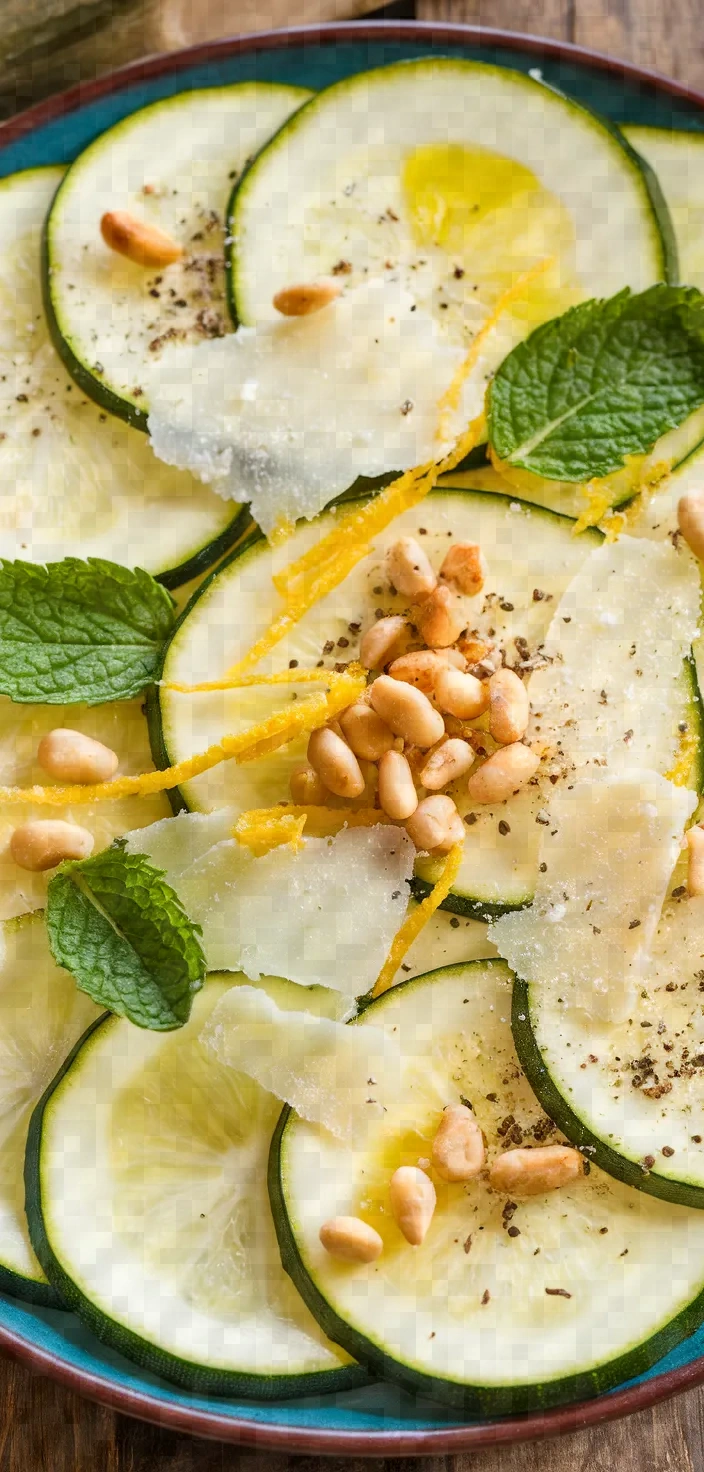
[202,985,402,1142]
[176,823,414,992]
[0,666,365,806]
[491,771,697,1020]
[372,841,465,999]
[527,536,701,781]
[233,804,394,852]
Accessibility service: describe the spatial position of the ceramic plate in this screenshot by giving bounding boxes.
[1,20,704,1452]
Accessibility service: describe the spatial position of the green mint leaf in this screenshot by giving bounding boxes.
[0,557,175,704]
[46,843,206,1031]
[487,286,704,482]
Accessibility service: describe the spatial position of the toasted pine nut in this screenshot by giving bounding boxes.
[273,279,341,316]
[389,1166,436,1246]
[686,824,704,896]
[415,585,466,649]
[432,1104,485,1182]
[377,750,418,820]
[369,675,445,749]
[319,1217,383,1263]
[100,211,182,267]
[307,727,365,799]
[386,537,437,601]
[419,737,474,791]
[678,494,704,561]
[440,542,486,596]
[359,615,408,670]
[388,648,465,695]
[289,764,328,805]
[489,1145,584,1197]
[405,794,464,853]
[339,704,394,761]
[488,668,529,745]
[37,729,119,785]
[466,743,539,804]
[434,667,490,720]
[10,820,94,872]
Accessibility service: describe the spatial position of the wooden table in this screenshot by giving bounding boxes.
[3,1,704,1466]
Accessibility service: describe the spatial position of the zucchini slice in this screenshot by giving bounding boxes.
[229,57,674,335]
[623,126,704,289]
[45,85,310,427]
[272,961,704,1413]
[0,694,170,923]
[0,912,100,1305]
[513,853,704,1208]
[154,487,601,916]
[25,976,363,1397]
[0,167,249,588]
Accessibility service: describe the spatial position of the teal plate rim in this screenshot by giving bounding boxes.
[2,19,704,1453]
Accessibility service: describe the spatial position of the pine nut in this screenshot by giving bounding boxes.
[419,738,474,791]
[389,1166,436,1245]
[686,824,704,896]
[369,675,445,748]
[440,542,486,596]
[10,820,94,872]
[37,729,119,785]
[434,667,490,719]
[466,743,539,804]
[100,211,183,267]
[415,585,466,649]
[273,279,341,316]
[307,727,365,798]
[388,648,466,695]
[405,794,464,853]
[488,668,530,744]
[319,1217,383,1263]
[678,494,704,561]
[386,537,437,601]
[489,1145,585,1197]
[359,615,408,670]
[289,764,328,805]
[377,750,418,820]
[432,1104,485,1182]
[339,704,393,761]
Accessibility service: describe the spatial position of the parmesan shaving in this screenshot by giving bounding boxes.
[233,804,393,853]
[371,841,464,999]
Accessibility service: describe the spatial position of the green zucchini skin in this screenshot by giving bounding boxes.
[408,876,527,922]
[269,965,704,1415]
[25,1011,367,1400]
[154,505,254,592]
[512,979,704,1210]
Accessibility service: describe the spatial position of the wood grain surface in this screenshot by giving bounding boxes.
[2,2,704,1467]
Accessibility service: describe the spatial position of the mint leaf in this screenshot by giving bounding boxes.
[46,843,206,1030]
[0,558,175,704]
[487,286,704,482]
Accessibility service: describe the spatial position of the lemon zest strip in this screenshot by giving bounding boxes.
[371,841,465,998]
[0,668,365,807]
[233,803,391,854]
[226,413,486,679]
[436,255,556,442]
[162,667,353,694]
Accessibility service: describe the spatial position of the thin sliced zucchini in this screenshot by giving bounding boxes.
[45,85,310,427]
[272,961,704,1413]
[25,976,363,1397]
[230,58,673,336]
[513,860,704,1208]
[623,126,704,288]
[0,696,170,922]
[154,488,601,916]
[0,167,249,588]
[0,912,100,1305]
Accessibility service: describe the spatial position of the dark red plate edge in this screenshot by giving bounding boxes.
[1,18,703,1453]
